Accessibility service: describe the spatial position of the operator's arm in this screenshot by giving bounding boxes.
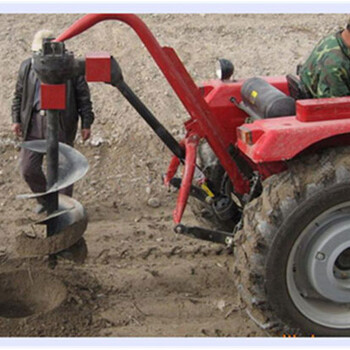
[316,65,350,98]
[11,61,26,136]
[75,75,94,140]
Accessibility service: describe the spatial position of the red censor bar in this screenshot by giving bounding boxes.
[41,84,66,110]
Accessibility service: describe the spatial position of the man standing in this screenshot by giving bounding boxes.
[11,30,95,212]
[300,19,350,98]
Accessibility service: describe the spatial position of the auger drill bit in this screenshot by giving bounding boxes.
[16,40,88,268]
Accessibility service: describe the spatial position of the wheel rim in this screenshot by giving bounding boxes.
[287,202,350,329]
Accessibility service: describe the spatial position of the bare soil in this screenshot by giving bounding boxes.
[0,13,348,337]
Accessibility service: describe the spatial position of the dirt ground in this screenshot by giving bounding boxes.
[0,13,349,337]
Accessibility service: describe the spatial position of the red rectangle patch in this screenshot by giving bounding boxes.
[41,84,66,110]
[85,52,111,82]
[297,97,350,122]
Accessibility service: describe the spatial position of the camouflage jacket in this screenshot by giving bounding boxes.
[300,31,350,98]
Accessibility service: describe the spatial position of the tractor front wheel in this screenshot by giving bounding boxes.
[234,147,350,336]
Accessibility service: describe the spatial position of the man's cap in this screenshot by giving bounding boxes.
[32,29,54,52]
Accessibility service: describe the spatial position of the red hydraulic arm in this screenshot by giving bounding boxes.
[173,134,200,224]
[55,14,249,197]
[163,139,185,187]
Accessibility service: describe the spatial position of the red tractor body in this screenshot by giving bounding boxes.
[54,14,350,224]
[40,14,350,335]
[203,76,350,166]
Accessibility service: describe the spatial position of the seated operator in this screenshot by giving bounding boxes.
[299,19,350,98]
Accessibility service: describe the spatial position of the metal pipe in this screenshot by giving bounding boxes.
[46,109,59,267]
[117,80,185,161]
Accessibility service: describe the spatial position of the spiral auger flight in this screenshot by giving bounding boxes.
[15,40,88,267]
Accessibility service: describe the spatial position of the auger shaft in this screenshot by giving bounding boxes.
[46,110,60,267]
[46,110,59,224]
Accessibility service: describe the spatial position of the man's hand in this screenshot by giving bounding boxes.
[12,123,22,137]
[81,128,91,141]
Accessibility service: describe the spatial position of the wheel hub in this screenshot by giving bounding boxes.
[335,248,350,270]
[307,219,350,303]
[287,203,350,329]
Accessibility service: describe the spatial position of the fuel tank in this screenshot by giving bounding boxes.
[241,77,296,119]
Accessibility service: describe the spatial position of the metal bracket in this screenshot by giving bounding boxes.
[174,223,235,246]
[242,171,262,204]
[169,177,208,203]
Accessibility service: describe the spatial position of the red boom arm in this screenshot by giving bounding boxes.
[55,14,250,223]
[55,14,249,196]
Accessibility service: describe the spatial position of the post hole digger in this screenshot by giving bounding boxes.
[18,13,350,336]
[15,40,89,268]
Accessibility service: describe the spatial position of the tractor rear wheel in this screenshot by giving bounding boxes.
[233,147,350,336]
[189,142,237,231]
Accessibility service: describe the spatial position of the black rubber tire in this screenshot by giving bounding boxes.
[233,147,350,336]
[189,142,236,231]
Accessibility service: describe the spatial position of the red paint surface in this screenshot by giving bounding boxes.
[237,116,350,163]
[85,52,111,82]
[41,83,66,110]
[164,140,184,186]
[173,135,199,224]
[202,76,290,148]
[297,97,350,122]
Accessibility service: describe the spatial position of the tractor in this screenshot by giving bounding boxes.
[32,14,350,336]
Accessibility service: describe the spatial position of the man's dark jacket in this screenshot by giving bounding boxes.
[12,58,94,144]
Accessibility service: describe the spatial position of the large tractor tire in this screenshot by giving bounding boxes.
[189,142,236,231]
[234,147,350,336]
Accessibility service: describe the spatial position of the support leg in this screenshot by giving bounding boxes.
[173,134,199,224]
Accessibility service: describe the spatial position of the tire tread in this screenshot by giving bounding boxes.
[233,147,350,335]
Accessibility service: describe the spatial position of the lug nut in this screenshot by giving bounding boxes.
[316,252,326,261]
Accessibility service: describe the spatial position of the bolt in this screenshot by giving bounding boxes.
[174,225,184,234]
[316,252,326,261]
[225,237,234,246]
[191,134,199,141]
